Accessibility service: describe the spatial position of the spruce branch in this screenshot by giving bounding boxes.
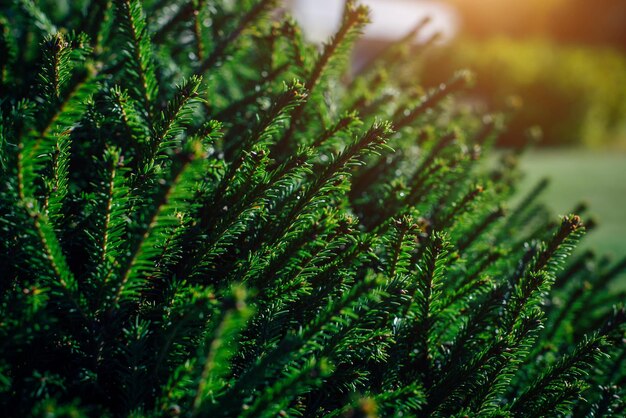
[151,75,203,162]
[33,32,96,158]
[15,0,57,35]
[396,232,450,388]
[90,147,130,303]
[196,0,278,74]
[109,141,206,307]
[43,130,71,226]
[392,71,472,131]
[327,383,426,417]
[107,85,151,159]
[271,121,393,245]
[510,333,610,415]
[239,358,330,418]
[275,0,370,151]
[24,203,78,294]
[204,80,306,211]
[214,273,381,414]
[2,1,625,415]
[192,286,251,416]
[113,0,159,119]
[386,216,419,278]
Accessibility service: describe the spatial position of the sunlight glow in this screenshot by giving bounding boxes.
[289,0,459,44]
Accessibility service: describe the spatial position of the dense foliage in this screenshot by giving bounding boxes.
[1,1,625,417]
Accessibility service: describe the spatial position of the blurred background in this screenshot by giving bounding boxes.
[288,0,626,257]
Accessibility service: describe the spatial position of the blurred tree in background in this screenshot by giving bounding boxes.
[421,39,626,148]
[449,0,626,49]
[424,0,626,148]
[550,0,626,50]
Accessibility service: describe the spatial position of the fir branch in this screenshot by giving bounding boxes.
[398,233,450,387]
[109,142,206,307]
[40,34,73,102]
[327,384,426,418]
[107,85,150,158]
[211,62,290,122]
[196,0,278,74]
[151,75,203,161]
[37,32,95,138]
[113,0,159,119]
[392,71,472,131]
[197,81,306,228]
[25,204,78,293]
[43,130,71,226]
[214,273,381,414]
[270,122,393,246]
[28,34,97,183]
[457,205,505,253]
[386,216,418,278]
[239,358,330,418]
[533,214,585,275]
[510,333,610,415]
[585,385,624,418]
[192,286,251,416]
[434,184,484,230]
[305,1,369,94]
[15,0,58,35]
[310,111,361,149]
[2,2,624,415]
[90,147,130,302]
[191,147,312,280]
[276,1,370,150]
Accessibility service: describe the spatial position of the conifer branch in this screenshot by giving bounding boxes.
[510,333,610,415]
[192,287,251,416]
[108,85,150,158]
[35,33,95,155]
[387,217,417,278]
[113,0,158,119]
[90,147,129,299]
[2,2,625,415]
[152,75,203,161]
[26,206,77,292]
[457,206,505,253]
[110,142,205,307]
[270,122,393,245]
[43,130,71,226]
[196,81,306,228]
[16,0,57,35]
[196,0,278,74]
[276,1,370,150]
[239,358,329,418]
[398,233,449,387]
[392,71,471,131]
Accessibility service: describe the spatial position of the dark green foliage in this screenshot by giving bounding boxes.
[0,1,624,417]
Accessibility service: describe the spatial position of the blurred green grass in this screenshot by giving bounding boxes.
[515,149,626,288]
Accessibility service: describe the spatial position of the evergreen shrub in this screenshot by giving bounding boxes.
[0,1,624,416]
